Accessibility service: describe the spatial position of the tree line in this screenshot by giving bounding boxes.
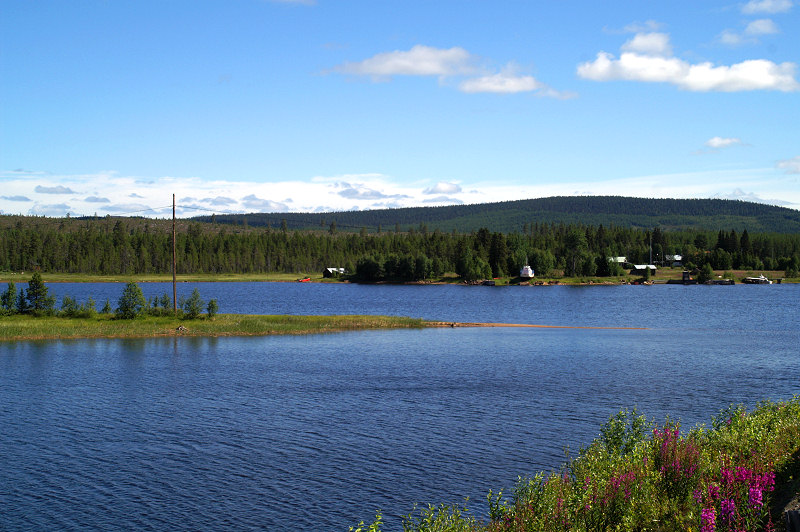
[1,272,218,319]
[1,218,798,280]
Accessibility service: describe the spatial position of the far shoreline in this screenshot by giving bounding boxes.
[0,269,795,285]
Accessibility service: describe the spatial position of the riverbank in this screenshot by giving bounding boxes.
[1,268,794,285]
[0,314,426,341]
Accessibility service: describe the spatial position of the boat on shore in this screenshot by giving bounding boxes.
[742,274,772,284]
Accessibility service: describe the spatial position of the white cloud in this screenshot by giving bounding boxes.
[333,45,475,79]
[423,182,462,195]
[333,45,570,97]
[621,32,672,56]
[578,32,800,91]
[777,156,800,174]
[241,194,290,212]
[337,182,410,200]
[742,0,793,14]
[620,20,663,34]
[719,30,746,46]
[745,18,780,35]
[459,72,541,94]
[85,196,111,203]
[203,196,237,206]
[35,185,76,194]
[3,167,798,218]
[29,203,72,216]
[705,136,743,149]
[1,195,31,202]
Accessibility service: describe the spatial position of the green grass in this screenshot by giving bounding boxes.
[0,313,427,340]
[358,398,800,531]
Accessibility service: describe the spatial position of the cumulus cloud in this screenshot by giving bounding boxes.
[337,182,410,200]
[423,182,462,195]
[777,156,800,174]
[202,196,237,206]
[577,32,799,91]
[705,137,743,149]
[129,193,145,198]
[742,0,793,14]
[1,195,31,202]
[333,45,570,97]
[85,196,111,203]
[621,32,673,55]
[721,18,780,45]
[333,45,475,79]
[29,203,72,216]
[35,185,76,194]
[241,194,290,212]
[459,71,542,94]
[746,18,780,35]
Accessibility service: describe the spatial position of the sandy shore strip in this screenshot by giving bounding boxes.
[429,322,648,330]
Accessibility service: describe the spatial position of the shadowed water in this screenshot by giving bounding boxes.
[1,283,798,530]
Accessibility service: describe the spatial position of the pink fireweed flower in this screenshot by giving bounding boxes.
[756,471,776,492]
[701,507,716,532]
[693,489,703,504]
[720,467,735,487]
[707,484,720,501]
[749,486,763,508]
[720,498,735,521]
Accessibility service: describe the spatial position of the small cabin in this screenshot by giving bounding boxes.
[630,264,657,275]
[665,254,683,267]
[519,265,534,278]
[323,267,346,278]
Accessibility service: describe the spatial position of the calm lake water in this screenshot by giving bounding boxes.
[1,282,799,530]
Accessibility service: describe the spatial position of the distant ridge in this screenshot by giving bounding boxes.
[195,196,800,234]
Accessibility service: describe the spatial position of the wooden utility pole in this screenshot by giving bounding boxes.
[173,194,177,314]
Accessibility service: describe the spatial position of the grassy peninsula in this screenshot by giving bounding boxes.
[356,398,800,532]
[0,313,426,341]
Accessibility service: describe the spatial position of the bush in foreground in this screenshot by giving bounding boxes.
[358,398,800,531]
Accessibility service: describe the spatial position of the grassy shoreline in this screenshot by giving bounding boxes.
[0,313,428,341]
[1,268,795,285]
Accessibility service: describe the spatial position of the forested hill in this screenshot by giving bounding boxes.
[194,196,800,234]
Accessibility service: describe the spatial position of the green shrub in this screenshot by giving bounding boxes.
[183,288,204,319]
[207,298,218,318]
[1,281,17,315]
[116,282,146,319]
[25,272,56,316]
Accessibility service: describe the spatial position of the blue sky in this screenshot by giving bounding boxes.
[1,0,798,218]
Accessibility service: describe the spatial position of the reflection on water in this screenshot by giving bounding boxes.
[1,284,799,530]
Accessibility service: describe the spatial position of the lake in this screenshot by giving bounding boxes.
[1,282,799,530]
